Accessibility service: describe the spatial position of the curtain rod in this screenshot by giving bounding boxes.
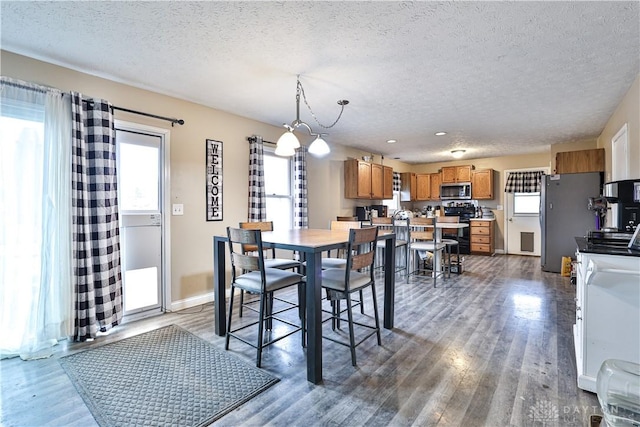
[247,136,275,145]
[83,100,184,127]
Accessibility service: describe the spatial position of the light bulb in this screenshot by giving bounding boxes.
[308,136,330,156]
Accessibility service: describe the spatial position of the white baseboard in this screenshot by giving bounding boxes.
[495,249,505,254]
[170,292,215,312]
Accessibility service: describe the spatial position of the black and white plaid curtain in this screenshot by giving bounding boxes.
[393,172,401,192]
[71,93,123,341]
[248,136,266,221]
[293,147,309,229]
[504,170,545,193]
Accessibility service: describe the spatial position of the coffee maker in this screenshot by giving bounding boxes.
[603,179,640,232]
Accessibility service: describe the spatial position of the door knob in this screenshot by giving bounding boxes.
[508,218,513,222]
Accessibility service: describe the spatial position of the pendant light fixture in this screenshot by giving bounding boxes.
[277,75,348,157]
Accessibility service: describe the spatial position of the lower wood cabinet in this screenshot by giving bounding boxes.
[470,220,494,255]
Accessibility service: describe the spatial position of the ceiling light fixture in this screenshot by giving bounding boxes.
[435,131,447,136]
[386,139,397,144]
[277,75,348,157]
[451,149,466,159]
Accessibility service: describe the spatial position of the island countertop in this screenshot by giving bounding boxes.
[575,236,640,257]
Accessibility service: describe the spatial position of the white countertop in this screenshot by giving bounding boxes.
[469,217,496,221]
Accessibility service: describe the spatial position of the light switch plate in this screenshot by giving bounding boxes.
[172,204,184,215]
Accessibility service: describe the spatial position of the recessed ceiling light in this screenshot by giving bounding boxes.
[435,131,447,136]
[386,139,397,144]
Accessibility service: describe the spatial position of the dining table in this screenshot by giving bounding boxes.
[213,228,397,384]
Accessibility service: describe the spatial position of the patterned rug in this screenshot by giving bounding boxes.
[59,325,278,427]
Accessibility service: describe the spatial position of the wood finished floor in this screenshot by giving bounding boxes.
[1,254,601,427]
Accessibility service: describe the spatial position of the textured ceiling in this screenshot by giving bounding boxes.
[1,1,638,164]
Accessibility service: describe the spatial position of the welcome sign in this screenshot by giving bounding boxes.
[206,139,223,221]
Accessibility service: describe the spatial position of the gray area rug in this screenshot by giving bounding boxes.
[59,324,278,427]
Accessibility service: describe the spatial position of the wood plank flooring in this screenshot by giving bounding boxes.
[1,254,601,426]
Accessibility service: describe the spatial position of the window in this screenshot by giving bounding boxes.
[264,150,292,230]
[513,192,540,214]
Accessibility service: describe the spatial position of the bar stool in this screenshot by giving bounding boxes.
[437,216,461,278]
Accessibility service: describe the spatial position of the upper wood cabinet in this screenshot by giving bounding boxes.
[416,173,431,201]
[344,159,393,199]
[430,172,441,201]
[472,168,494,200]
[441,165,472,183]
[371,163,384,199]
[383,166,394,199]
[400,172,416,202]
[556,148,604,174]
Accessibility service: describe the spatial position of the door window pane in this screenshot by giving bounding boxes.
[514,192,540,214]
[118,142,159,211]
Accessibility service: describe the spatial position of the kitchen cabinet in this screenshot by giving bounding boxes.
[573,250,640,392]
[470,219,494,255]
[371,163,383,199]
[416,173,431,201]
[400,172,416,202]
[383,166,393,199]
[441,165,472,183]
[430,172,441,200]
[556,148,604,174]
[344,159,393,199]
[472,168,494,200]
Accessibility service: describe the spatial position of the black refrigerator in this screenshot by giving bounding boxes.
[540,172,602,272]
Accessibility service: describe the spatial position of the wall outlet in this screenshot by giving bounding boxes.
[496,205,503,210]
[172,204,184,215]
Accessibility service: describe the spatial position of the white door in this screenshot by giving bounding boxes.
[611,123,628,181]
[116,127,164,317]
[505,192,541,256]
[504,168,549,256]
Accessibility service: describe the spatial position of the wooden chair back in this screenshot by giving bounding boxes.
[226,227,264,277]
[330,220,362,231]
[239,221,274,254]
[347,226,378,275]
[336,216,358,221]
[409,217,435,242]
[437,215,459,235]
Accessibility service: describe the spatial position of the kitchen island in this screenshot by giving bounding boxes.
[573,236,640,393]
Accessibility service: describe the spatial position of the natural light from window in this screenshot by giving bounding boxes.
[0,115,45,352]
[264,152,292,230]
[514,192,540,215]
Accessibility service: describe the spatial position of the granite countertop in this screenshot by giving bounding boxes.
[575,237,640,257]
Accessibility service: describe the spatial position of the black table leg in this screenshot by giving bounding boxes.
[214,236,226,336]
[383,235,396,329]
[305,251,323,384]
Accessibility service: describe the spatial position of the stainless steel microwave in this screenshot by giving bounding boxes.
[440,182,472,200]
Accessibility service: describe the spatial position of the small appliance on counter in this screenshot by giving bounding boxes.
[603,179,640,232]
[480,207,495,219]
[356,205,388,221]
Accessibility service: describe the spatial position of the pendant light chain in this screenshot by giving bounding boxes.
[297,78,347,130]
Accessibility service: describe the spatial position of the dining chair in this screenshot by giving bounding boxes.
[371,216,408,276]
[407,217,447,287]
[225,226,305,368]
[437,215,461,278]
[314,226,381,366]
[322,220,362,268]
[238,221,301,317]
[336,216,358,221]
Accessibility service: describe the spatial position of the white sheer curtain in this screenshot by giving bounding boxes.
[0,77,73,360]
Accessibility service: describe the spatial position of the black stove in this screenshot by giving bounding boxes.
[443,205,476,254]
